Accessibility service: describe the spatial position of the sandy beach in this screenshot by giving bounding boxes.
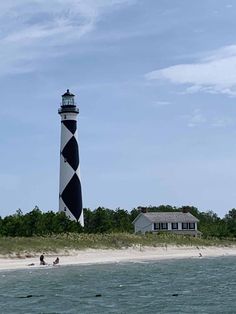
[0,245,235,271]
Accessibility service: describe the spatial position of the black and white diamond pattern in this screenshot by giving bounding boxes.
[59,118,83,225]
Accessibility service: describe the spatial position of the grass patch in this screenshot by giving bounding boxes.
[0,233,235,256]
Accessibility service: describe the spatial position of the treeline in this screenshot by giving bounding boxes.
[0,205,236,238]
[0,207,135,237]
[0,208,82,237]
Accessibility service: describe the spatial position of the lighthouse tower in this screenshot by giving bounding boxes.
[58,89,84,226]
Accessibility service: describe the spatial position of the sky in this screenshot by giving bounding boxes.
[0,0,236,217]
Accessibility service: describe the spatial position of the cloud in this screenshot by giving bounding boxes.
[211,117,233,128]
[0,0,135,76]
[182,109,233,128]
[184,109,207,128]
[145,45,236,96]
[152,100,171,107]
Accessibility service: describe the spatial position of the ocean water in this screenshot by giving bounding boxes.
[0,257,235,314]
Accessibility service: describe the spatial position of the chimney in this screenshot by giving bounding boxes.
[138,206,148,213]
[182,207,189,213]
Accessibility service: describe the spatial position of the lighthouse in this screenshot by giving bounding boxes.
[58,89,84,226]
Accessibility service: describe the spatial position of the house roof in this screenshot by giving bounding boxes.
[133,212,199,224]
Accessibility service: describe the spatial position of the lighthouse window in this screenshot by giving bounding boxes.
[64,115,67,119]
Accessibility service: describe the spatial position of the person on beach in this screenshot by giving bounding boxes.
[40,254,46,265]
[53,257,59,265]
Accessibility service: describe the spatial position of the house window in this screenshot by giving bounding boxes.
[154,223,160,230]
[172,223,178,230]
[154,223,168,230]
[160,223,168,230]
[182,223,188,230]
[189,223,195,230]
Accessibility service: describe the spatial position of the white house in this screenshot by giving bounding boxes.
[133,212,201,236]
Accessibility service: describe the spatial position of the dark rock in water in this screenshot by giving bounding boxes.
[172,294,179,296]
[17,294,43,299]
[95,294,102,297]
[17,295,33,298]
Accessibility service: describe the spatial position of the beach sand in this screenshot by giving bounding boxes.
[0,246,236,271]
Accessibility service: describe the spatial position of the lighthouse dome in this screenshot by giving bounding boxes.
[59,89,79,114]
[62,89,75,97]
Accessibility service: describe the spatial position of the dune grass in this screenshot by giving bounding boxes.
[0,233,235,256]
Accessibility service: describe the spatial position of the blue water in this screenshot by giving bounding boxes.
[0,257,235,314]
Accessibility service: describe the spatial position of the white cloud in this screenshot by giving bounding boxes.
[182,109,233,128]
[211,117,233,128]
[184,109,207,128]
[0,0,135,76]
[145,45,236,96]
[152,100,171,107]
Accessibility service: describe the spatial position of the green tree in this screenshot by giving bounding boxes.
[224,208,236,237]
[113,208,132,232]
[92,207,113,233]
